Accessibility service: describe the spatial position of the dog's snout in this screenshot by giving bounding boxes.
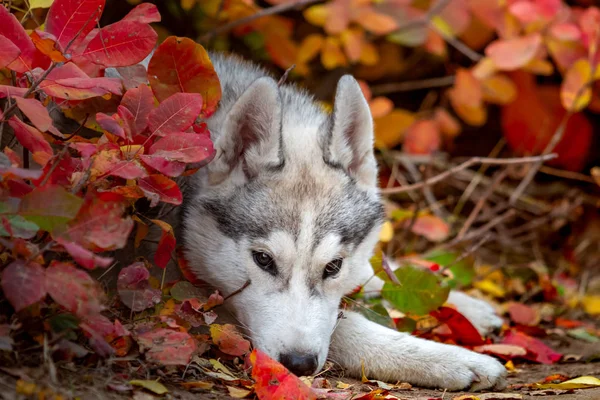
[280,352,318,376]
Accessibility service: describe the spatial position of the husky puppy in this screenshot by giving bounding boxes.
[169,53,507,390]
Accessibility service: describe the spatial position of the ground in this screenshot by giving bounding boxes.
[1,334,598,400]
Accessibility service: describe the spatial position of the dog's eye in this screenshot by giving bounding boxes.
[252,251,277,275]
[323,258,343,279]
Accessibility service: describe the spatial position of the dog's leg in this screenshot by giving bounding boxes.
[329,311,507,391]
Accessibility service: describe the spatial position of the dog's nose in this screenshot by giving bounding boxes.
[279,352,318,376]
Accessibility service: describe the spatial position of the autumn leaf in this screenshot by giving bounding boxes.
[45,0,105,50]
[55,237,113,270]
[136,328,197,365]
[473,344,527,360]
[8,117,53,166]
[0,6,49,72]
[502,330,562,364]
[507,302,540,326]
[149,132,214,163]
[249,349,317,399]
[485,33,543,71]
[40,63,123,100]
[210,324,251,356]
[139,154,186,177]
[403,120,441,155]
[382,264,450,315]
[62,192,134,251]
[129,380,168,395]
[430,307,484,346]
[121,3,161,24]
[0,35,21,68]
[1,260,47,312]
[117,262,161,311]
[149,219,177,269]
[79,20,157,67]
[373,110,415,149]
[14,97,61,136]
[410,214,450,242]
[120,85,155,137]
[148,36,221,117]
[19,185,83,233]
[46,261,105,318]
[560,58,592,112]
[147,93,204,138]
[139,175,182,207]
[30,30,68,63]
[448,68,487,126]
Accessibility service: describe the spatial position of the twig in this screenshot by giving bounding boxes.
[539,165,597,183]
[223,280,251,302]
[39,146,70,187]
[277,64,296,86]
[201,0,321,41]
[393,0,452,34]
[371,76,455,96]
[381,153,558,195]
[456,170,507,240]
[432,24,483,62]
[448,209,516,246]
[399,154,447,218]
[440,233,492,273]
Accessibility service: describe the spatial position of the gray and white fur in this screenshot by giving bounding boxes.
[147,52,507,390]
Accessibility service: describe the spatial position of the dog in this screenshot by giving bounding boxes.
[141,52,508,390]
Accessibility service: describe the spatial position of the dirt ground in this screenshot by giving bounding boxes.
[1,336,599,400]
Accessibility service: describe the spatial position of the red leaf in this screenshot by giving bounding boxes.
[55,237,113,270]
[117,262,161,311]
[149,132,214,163]
[148,36,221,117]
[249,349,317,399]
[473,343,527,360]
[40,63,122,100]
[150,219,176,269]
[80,21,157,67]
[430,306,485,346]
[115,64,148,90]
[122,3,161,24]
[45,0,105,50]
[0,85,29,98]
[45,261,105,318]
[0,7,49,72]
[403,120,441,155]
[63,192,134,251]
[210,324,251,357]
[14,97,61,136]
[96,112,127,140]
[120,85,154,136]
[502,330,562,364]
[1,260,47,311]
[147,93,203,138]
[139,175,182,207]
[176,299,217,327]
[508,302,540,326]
[30,30,68,63]
[139,155,186,177]
[0,34,21,68]
[136,328,197,365]
[485,33,543,71]
[8,117,53,166]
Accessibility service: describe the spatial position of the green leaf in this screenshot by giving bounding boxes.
[19,186,83,233]
[382,264,449,315]
[130,380,169,395]
[49,313,80,333]
[567,328,599,343]
[0,215,39,239]
[170,281,206,302]
[356,302,395,329]
[424,249,475,289]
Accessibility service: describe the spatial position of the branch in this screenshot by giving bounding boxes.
[393,0,452,34]
[380,154,559,195]
[371,75,455,96]
[201,0,322,41]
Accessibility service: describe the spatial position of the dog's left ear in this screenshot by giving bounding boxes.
[324,75,377,188]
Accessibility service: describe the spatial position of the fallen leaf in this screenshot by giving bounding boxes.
[536,376,600,390]
[210,324,251,356]
[136,328,197,365]
[502,330,562,364]
[1,260,46,311]
[117,262,161,312]
[508,302,540,326]
[129,380,168,395]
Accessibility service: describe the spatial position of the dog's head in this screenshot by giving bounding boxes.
[182,74,384,376]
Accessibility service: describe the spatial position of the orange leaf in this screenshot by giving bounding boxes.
[303,4,328,28]
[411,214,450,242]
[373,109,415,149]
[482,74,517,105]
[403,120,441,155]
[30,30,67,63]
[433,108,461,138]
[321,37,346,70]
[210,324,251,356]
[448,69,487,126]
[357,10,398,35]
[249,349,317,400]
[485,33,543,71]
[560,58,592,112]
[340,28,363,62]
[369,97,393,119]
[297,34,323,64]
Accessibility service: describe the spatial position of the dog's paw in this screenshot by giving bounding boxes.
[447,291,503,336]
[433,347,507,391]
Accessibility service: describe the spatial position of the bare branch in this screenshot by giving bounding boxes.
[381,154,559,195]
[371,76,455,96]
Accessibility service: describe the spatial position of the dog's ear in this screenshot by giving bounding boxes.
[209,77,282,184]
[324,75,377,188]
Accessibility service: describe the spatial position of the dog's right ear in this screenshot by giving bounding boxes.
[208,77,282,184]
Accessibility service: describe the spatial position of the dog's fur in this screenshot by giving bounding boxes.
[144,53,507,390]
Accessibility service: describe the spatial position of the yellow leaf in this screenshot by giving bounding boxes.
[472,58,497,81]
[181,0,196,11]
[582,295,600,315]
[373,109,416,149]
[505,360,516,371]
[474,279,506,298]
[591,167,600,186]
[536,376,600,390]
[449,69,487,126]
[379,221,394,243]
[523,59,554,76]
[159,298,176,316]
[130,380,168,395]
[321,37,347,70]
[29,0,54,9]
[431,16,454,38]
[180,381,214,390]
[561,58,592,112]
[227,386,252,398]
[482,74,517,105]
[336,381,352,389]
[303,4,328,27]
[357,10,398,35]
[452,395,479,400]
[297,34,324,64]
[359,41,379,66]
